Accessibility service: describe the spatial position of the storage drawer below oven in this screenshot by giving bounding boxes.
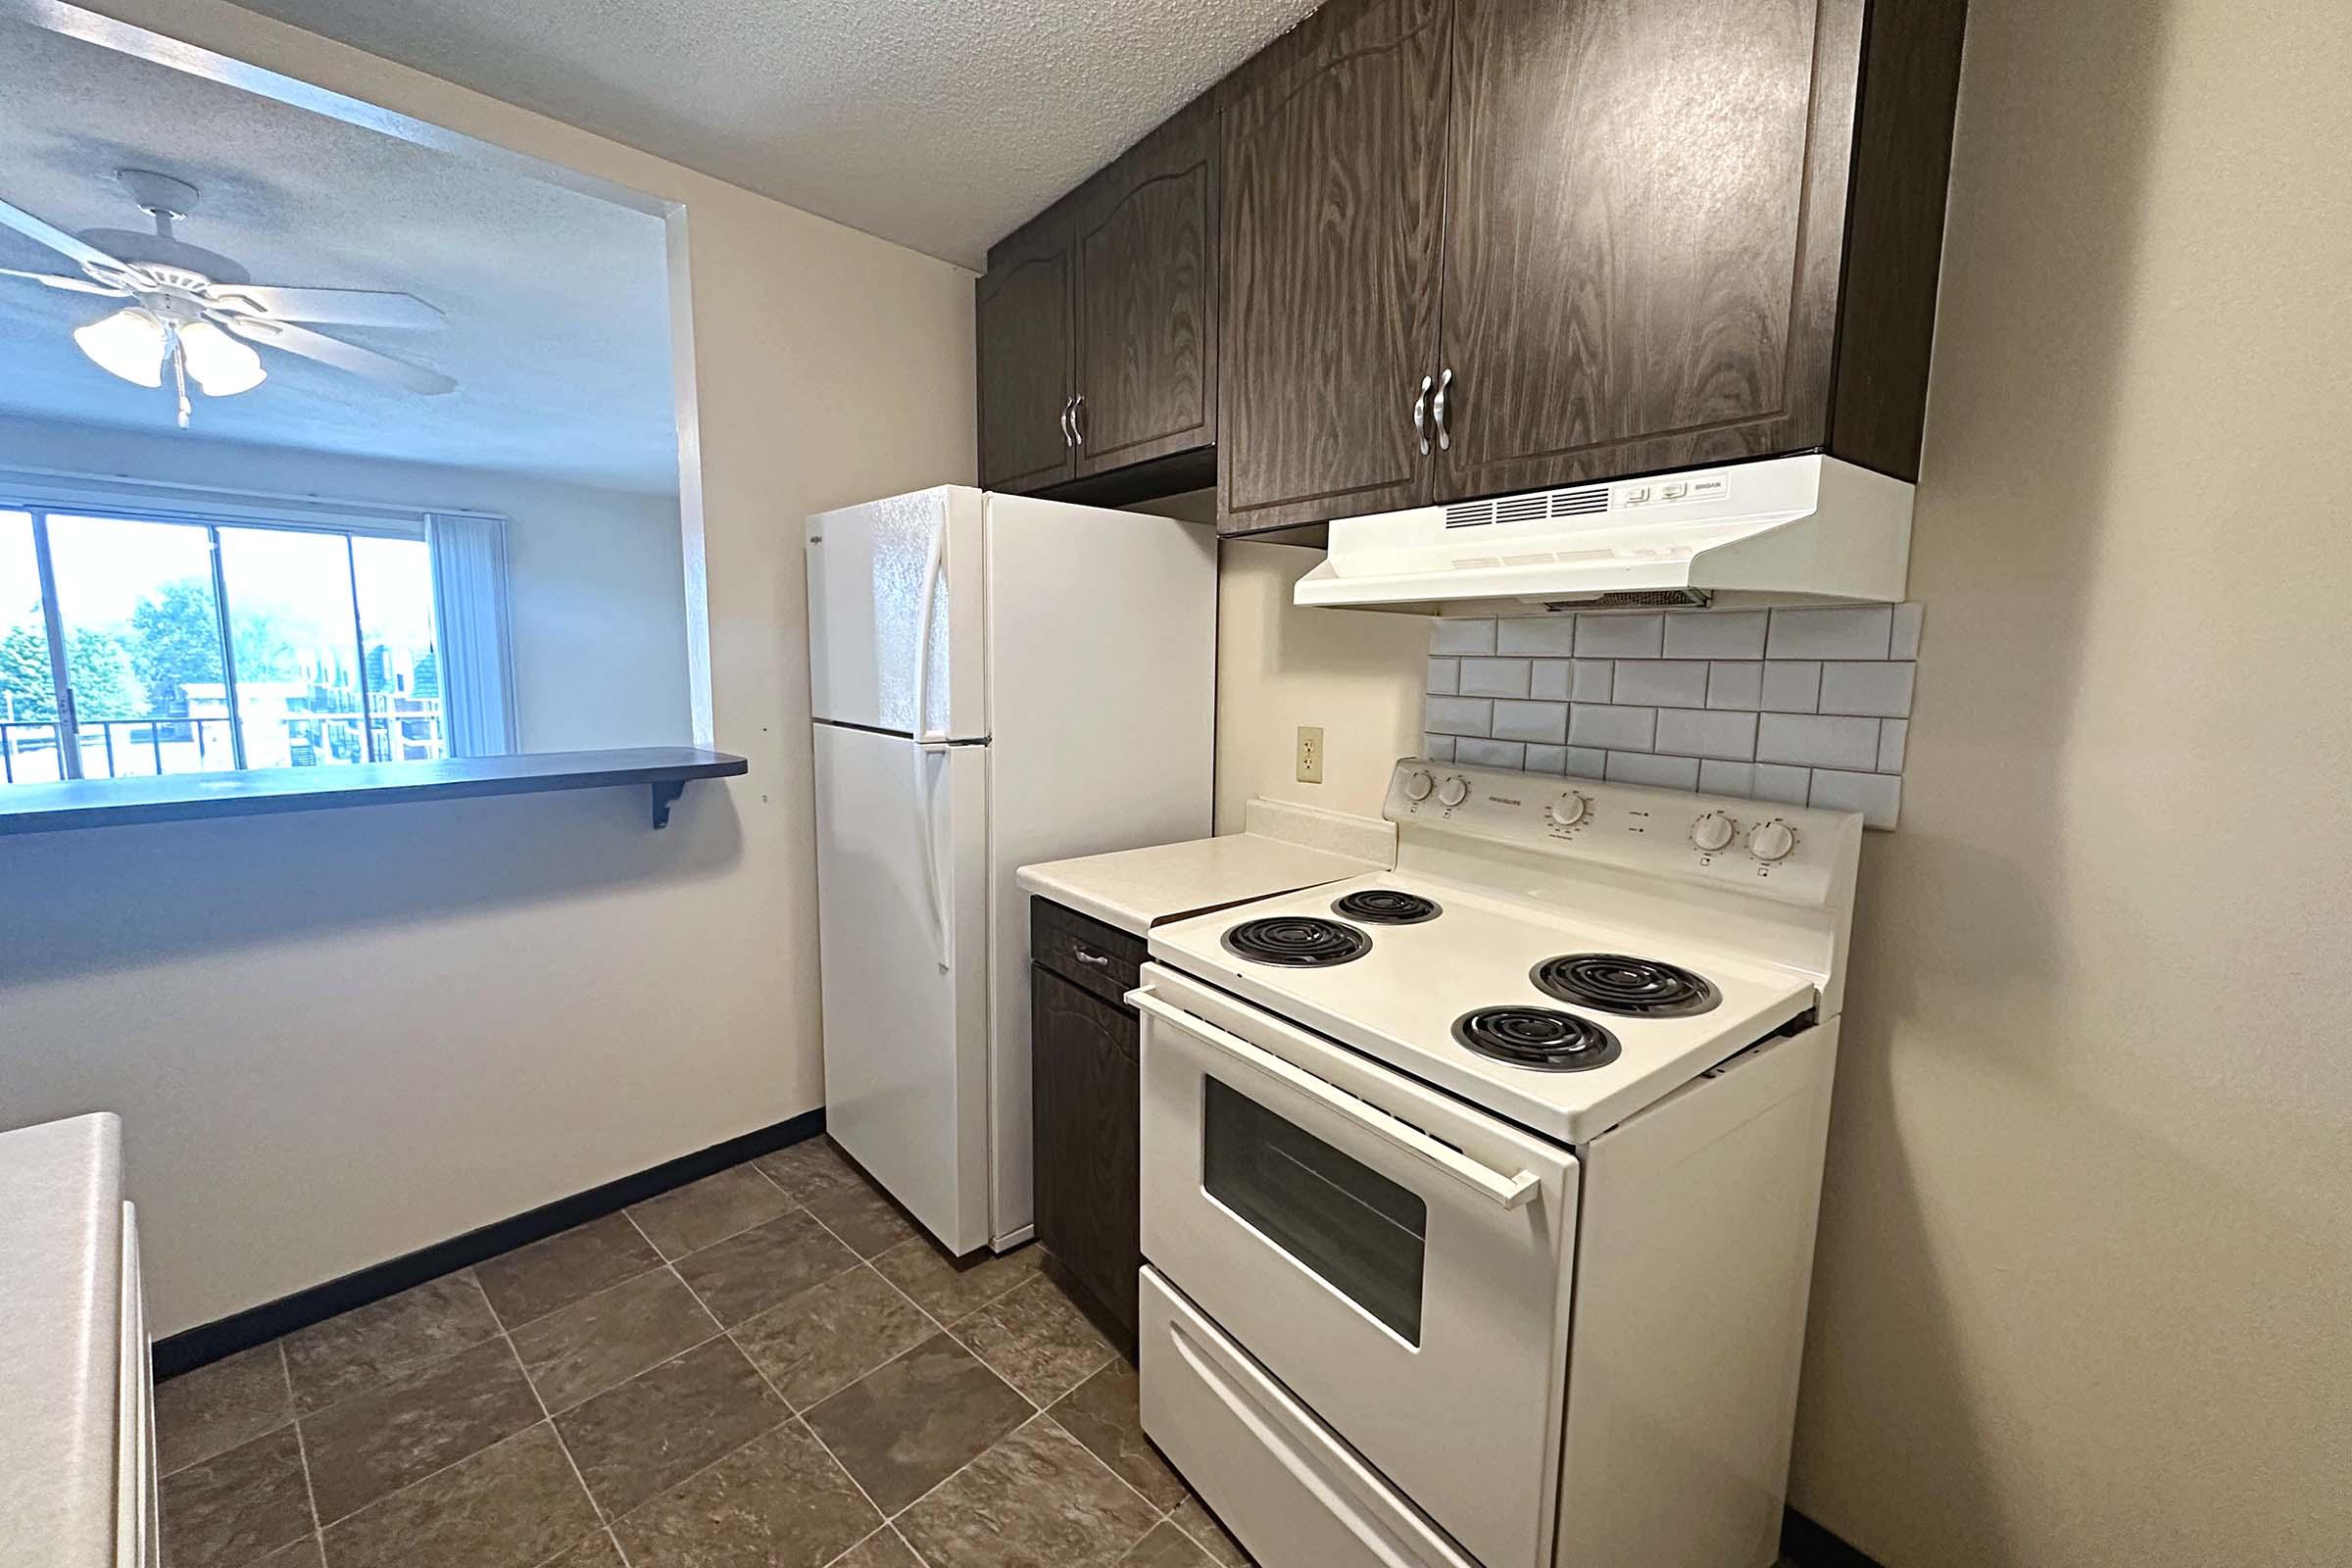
[1138,1267,1478,1568]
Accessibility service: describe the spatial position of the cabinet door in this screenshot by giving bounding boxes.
[1433,0,1863,500]
[976,210,1076,493]
[1072,98,1218,476]
[1031,965,1141,1337]
[1217,0,1452,535]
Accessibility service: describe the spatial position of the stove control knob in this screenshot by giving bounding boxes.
[1437,774,1472,808]
[1402,768,1436,803]
[1748,818,1798,862]
[1690,810,1737,853]
[1547,791,1591,829]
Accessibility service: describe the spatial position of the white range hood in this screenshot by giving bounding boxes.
[1293,454,1911,613]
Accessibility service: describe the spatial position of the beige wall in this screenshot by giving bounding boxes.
[0,0,973,1334]
[1211,540,1429,831]
[1788,1,2351,1563]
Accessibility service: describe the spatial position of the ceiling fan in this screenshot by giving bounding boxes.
[0,169,457,429]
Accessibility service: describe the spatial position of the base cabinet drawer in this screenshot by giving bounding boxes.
[1137,1267,1477,1568]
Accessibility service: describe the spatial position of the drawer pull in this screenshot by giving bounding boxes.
[1072,946,1114,969]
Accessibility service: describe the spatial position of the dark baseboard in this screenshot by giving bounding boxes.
[153,1108,826,1381]
[1783,1506,1888,1568]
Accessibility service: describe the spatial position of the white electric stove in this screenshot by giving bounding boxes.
[1131,759,1863,1568]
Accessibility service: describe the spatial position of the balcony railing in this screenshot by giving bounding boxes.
[0,711,447,785]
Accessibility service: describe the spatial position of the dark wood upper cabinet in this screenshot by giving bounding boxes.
[1434,0,1851,500]
[1216,0,1452,536]
[1072,99,1219,476]
[980,0,1966,529]
[975,206,1076,493]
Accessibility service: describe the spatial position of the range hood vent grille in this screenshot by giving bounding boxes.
[1446,484,1609,529]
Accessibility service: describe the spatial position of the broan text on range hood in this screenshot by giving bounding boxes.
[1293,454,1911,614]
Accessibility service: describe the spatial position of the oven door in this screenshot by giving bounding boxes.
[1134,963,1580,1568]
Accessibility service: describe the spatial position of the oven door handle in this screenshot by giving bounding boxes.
[1131,990,1542,1211]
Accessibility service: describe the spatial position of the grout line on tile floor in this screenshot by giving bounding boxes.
[282,1342,329,1563]
[507,1329,612,1529]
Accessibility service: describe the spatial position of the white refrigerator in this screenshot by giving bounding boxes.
[807,486,1217,1255]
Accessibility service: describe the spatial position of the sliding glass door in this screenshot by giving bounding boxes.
[0,505,446,785]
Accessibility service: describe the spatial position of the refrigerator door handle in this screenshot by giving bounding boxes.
[909,524,952,969]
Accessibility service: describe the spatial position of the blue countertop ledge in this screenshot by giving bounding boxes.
[0,746,749,836]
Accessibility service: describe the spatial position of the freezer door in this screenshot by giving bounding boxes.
[807,486,989,738]
[812,722,993,1253]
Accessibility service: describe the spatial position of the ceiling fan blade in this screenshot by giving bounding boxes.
[0,196,136,277]
[209,284,447,330]
[0,266,129,297]
[220,316,457,396]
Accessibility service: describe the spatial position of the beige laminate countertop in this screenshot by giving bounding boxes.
[1016,800,1393,936]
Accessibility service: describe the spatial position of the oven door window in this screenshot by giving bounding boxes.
[1201,1077,1429,1344]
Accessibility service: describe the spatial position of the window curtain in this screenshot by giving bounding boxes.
[424,513,518,757]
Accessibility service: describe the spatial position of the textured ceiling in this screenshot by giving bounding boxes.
[0,20,677,493]
[222,0,1321,267]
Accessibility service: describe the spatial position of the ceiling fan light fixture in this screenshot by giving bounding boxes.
[73,306,166,387]
[179,319,267,396]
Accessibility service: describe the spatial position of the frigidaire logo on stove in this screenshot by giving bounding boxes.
[1487,794,1523,807]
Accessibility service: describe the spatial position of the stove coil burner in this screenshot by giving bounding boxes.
[1452,1007,1622,1071]
[1221,916,1373,968]
[1331,889,1442,925]
[1531,954,1721,1017]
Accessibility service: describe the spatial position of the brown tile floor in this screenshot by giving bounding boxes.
[153,1138,1253,1568]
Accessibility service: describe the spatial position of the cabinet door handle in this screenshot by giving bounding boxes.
[1411,374,1433,457]
[1071,945,1113,969]
[1433,368,1454,453]
[1059,398,1076,448]
[1071,394,1086,447]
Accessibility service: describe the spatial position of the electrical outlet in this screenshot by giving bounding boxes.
[1296,725,1324,784]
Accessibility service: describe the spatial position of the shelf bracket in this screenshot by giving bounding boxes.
[650,779,688,830]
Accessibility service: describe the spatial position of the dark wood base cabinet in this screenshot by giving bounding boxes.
[1029,900,1145,1344]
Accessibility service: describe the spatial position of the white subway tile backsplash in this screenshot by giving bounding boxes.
[1663,610,1768,659]
[1889,602,1925,661]
[1706,661,1765,710]
[1605,752,1701,790]
[1575,612,1665,659]
[1493,700,1570,744]
[1425,601,1923,828]
[1752,763,1812,806]
[1877,718,1908,773]
[1697,760,1755,796]
[1495,616,1580,656]
[1767,605,1893,660]
[1655,708,1759,761]
[1432,618,1497,656]
[1809,768,1902,829]
[1569,704,1657,752]
[1425,696,1494,737]
[1760,661,1823,712]
[1818,661,1915,717]
[1612,660,1709,708]
[1757,712,1883,770]
[1457,738,1526,769]
[1460,658,1533,698]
